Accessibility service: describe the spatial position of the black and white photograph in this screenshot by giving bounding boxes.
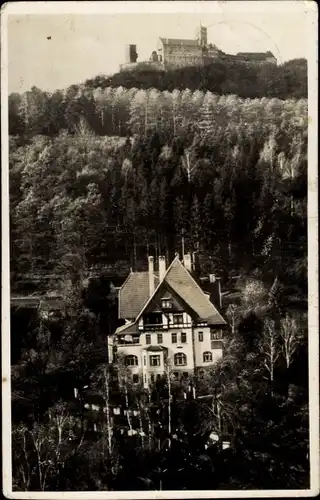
[1,1,318,497]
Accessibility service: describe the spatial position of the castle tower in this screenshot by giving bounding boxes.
[196,24,207,46]
[125,44,138,64]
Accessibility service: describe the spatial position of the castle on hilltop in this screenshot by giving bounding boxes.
[120,25,277,72]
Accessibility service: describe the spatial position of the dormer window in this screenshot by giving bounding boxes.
[161,299,172,309]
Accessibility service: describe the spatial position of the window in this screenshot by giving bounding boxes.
[150,355,161,367]
[212,340,223,349]
[173,314,183,325]
[156,374,162,381]
[183,372,189,378]
[174,353,187,366]
[125,355,138,366]
[181,332,187,343]
[171,332,177,343]
[198,331,203,342]
[203,351,213,362]
[132,335,140,344]
[143,356,146,366]
[173,372,179,378]
[145,313,162,325]
[157,333,163,344]
[146,334,151,345]
[162,300,172,309]
[132,374,139,384]
[211,330,223,340]
[150,373,155,383]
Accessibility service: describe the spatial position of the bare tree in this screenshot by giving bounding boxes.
[136,396,145,448]
[164,358,175,449]
[146,384,153,450]
[123,373,134,433]
[102,366,113,455]
[226,304,238,335]
[279,314,302,369]
[116,357,134,433]
[181,149,197,183]
[261,318,281,387]
[13,402,83,491]
[12,424,32,491]
[90,364,114,458]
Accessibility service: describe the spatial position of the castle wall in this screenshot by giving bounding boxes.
[121,27,276,73]
[162,43,203,70]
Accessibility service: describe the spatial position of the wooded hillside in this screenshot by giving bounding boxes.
[85,58,307,98]
[10,91,307,291]
[9,83,309,490]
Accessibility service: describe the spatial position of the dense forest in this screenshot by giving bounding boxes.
[10,63,309,490]
[9,59,307,138]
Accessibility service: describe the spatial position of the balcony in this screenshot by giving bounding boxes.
[142,323,165,331]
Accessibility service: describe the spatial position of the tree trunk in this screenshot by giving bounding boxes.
[290,194,294,216]
[167,367,172,450]
[147,388,152,449]
[124,376,133,433]
[137,400,145,448]
[103,368,113,456]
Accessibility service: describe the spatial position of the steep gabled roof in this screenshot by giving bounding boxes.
[116,256,226,335]
[118,271,159,319]
[164,259,226,325]
[159,37,199,47]
[135,257,226,325]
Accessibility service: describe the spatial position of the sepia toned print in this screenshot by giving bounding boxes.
[1,1,318,498]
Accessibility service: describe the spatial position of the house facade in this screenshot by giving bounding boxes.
[114,254,226,388]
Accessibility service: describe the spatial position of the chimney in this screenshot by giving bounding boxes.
[148,256,155,296]
[209,275,222,309]
[192,251,200,273]
[159,256,166,282]
[183,253,192,272]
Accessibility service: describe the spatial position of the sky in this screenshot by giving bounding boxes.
[5,1,315,93]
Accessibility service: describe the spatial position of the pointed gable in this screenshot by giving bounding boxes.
[164,259,226,325]
[143,286,184,314]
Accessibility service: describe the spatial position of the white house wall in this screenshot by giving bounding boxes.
[193,327,223,367]
[117,325,223,374]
